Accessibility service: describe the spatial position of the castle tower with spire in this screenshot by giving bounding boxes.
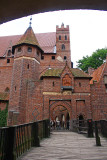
[0,22,97,128]
[8,24,43,125]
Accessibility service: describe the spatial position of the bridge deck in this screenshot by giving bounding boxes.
[18,131,107,160]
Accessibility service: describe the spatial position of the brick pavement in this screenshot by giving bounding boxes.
[18,131,107,160]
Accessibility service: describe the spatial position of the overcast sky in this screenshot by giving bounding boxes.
[0,10,107,67]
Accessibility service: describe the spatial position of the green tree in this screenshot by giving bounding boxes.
[77,48,107,72]
[0,103,8,127]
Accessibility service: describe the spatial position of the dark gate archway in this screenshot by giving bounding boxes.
[49,99,72,130]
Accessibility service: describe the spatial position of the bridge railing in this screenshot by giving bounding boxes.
[72,119,94,137]
[72,120,88,131]
[0,119,50,160]
[96,120,107,138]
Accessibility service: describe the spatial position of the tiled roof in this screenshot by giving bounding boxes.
[90,63,106,84]
[0,32,56,57]
[16,27,40,46]
[42,68,62,77]
[41,68,91,78]
[13,26,44,53]
[71,68,91,78]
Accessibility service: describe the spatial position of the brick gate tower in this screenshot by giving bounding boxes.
[8,25,43,125]
[56,23,71,67]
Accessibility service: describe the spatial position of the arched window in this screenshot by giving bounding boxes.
[79,114,84,127]
[37,51,39,56]
[59,35,61,40]
[65,35,67,40]
[17,47,21,52]
[79,82,81,87]
[7,59,10,63]
[64,56,67,60]
[5,87,10,92]
[53,81,54,87]
[28,47,32,52]
[62,44,65,50]
[41,55,44,60]
[15,86,16,91]
[27,64,29,69]
[7,50,11,56]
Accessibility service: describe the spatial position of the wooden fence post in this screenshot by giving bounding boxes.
[95,121,101,146]
[87,119,94,137]
[5,126,16,160]
[46,119,50,138]
[31,122,40,147]
[43,120,46,138]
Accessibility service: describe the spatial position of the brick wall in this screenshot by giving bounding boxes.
[0,25,96,126]
[43,77,61,92]
[8,45,41,125]
[74,79,90,93]
[0,58,13,93]
[91,62,107,121]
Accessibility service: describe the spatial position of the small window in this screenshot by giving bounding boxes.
[52,56,55,60]
[64,56,67,60]
[15,86,16,91]
[65,35,67,40]
[7,59,10,63]
[59,35,61,40]
[105,84,107,93]
[12,52,14,56]
[27,64,29,69]
[41,56,44,60]
[5,87,10,92]
[28,47,32,52]
[79,82,81,87]
[53,81,54,87]
[37,51,39,56]
[7,50,11,56]
[17,47,21,52]
[62,44,65,50]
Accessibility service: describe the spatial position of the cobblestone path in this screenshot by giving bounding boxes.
[18,131,107,160]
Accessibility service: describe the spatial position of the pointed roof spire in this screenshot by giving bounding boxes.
[17,26,39,46]
[61,23,64,27]
[29,16,32,27]
[12,25,43,53]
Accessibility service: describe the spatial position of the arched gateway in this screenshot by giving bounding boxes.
[49,99,72,130]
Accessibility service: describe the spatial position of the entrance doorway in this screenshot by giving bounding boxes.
[78,114,84,128]
[66,113,70,130]
[51,105,70,130]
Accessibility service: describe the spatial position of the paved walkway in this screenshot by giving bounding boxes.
[18,131,107,160]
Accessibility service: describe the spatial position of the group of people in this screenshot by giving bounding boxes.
[50,120,70,130]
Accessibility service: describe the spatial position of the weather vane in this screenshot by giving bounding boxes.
[29,16,32,27]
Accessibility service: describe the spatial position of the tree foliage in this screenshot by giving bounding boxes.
[77,48,107,72]
[0,103,8,127]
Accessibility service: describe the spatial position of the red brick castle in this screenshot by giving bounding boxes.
[0,23,106,128]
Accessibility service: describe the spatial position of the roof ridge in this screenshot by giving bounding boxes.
[16,26,39,46]
[41,67,91,78]
[0,32,56,38]
[12,26,44,53]
[90,63,106,84]
[97,63,106,82]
